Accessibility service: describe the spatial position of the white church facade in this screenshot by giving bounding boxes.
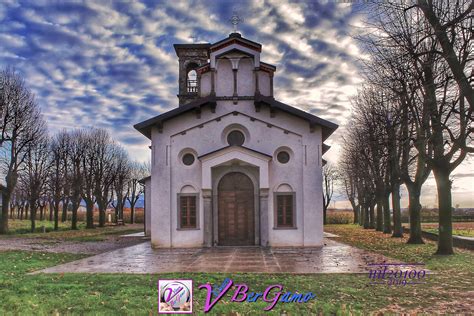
[135,33,337,248]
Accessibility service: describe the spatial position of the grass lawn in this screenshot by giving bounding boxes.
[7,219,85,234]
[4,219,143,241]
[420,222,474,237]
[1,224,473,315]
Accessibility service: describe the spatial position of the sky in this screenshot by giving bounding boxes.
[0,0,472,208]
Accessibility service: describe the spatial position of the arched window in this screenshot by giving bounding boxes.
[187,69,198,93]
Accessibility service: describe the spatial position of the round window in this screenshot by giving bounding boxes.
[277,151,290,164]
[227,130,245,146]
[182,153,195,166]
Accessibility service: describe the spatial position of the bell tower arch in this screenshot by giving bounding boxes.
[173,43,210,106]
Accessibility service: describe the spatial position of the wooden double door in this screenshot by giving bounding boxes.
[217,172,255,246]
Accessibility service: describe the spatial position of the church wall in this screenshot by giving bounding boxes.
[258,71,271,96]
[159,100,316,138]
[215,59,233,96]
[302,125,324,246]
[149,99,323,247]
[150,127,172,248]
[236,58,254,96]
[145,177,151,236]
[200,72,212,97]
[267,137,305,246]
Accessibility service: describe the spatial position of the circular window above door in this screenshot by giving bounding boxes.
[277,151,290,164]
[182,153,195,166]
[227,130,245,146]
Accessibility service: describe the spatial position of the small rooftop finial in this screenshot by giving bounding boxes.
[190,34,198,43]
[229,11,243,33]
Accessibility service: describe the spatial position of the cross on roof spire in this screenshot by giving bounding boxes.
[229,11,243,33]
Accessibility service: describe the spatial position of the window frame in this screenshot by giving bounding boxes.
[177,193,200,230]
[186,69,198,93]
[273,192,297,229]
[276,151,290,164]
[226,130,245,146]
[182,153,195,166]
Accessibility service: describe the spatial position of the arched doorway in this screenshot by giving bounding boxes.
[217,172,255,246]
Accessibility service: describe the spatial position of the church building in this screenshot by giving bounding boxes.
[135,32,337,248]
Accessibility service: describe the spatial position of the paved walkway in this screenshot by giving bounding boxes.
[35,238,403,274]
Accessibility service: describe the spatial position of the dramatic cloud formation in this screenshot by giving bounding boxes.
[1,0,472,207]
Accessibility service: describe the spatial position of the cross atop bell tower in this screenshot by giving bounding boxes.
[229,11,243,33]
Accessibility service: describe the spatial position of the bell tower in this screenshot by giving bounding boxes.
[173,43,210,106]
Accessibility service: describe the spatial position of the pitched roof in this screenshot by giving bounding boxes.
[254,94,338,141]
[134,95,337,140]
[134,95,216,138]
[210,33,262,53]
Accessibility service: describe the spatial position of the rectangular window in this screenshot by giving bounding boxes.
[179,195,197,229]
[275,193,295,228]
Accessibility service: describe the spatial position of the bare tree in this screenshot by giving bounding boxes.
[341,120,377,229]
[339,165,359,224]
[91,129,117,228]
[49,130,69,230]
[68,130,85,230]
[351,88,392,232]
[359,1,473,254]
[415,0,473,110]
[111,147,131,224]
[21,135,50,232]
[60,135,72,223]
[322,163,337,225]
[126,161,148,224]
[0,68,46,234]
[81,129,104,229]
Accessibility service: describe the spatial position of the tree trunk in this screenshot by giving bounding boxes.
[130,204,135,224]
[39,205,44,221]
[71,201,79,230]
[85,200,94,229]
[357,205,363,226]
[30,204,37,233]
[350,200,359,224]
[98,201,106,228]
[54,200,60,231]
[376,199,383,231]
[433,168,454,255]
[0,191,12,234]
[369,203,375,229]
[406,184,424,244]
[61,203,67,222]
[391,183,403,237]
[383,195,392,234]
[363,205,370,229]
[49,202,53,222]
[353,205,359,224]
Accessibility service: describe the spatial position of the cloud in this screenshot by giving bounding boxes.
[0,0,472,207]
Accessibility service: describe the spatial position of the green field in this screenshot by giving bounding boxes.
[4,219,142,240]
[0,224,473,314]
